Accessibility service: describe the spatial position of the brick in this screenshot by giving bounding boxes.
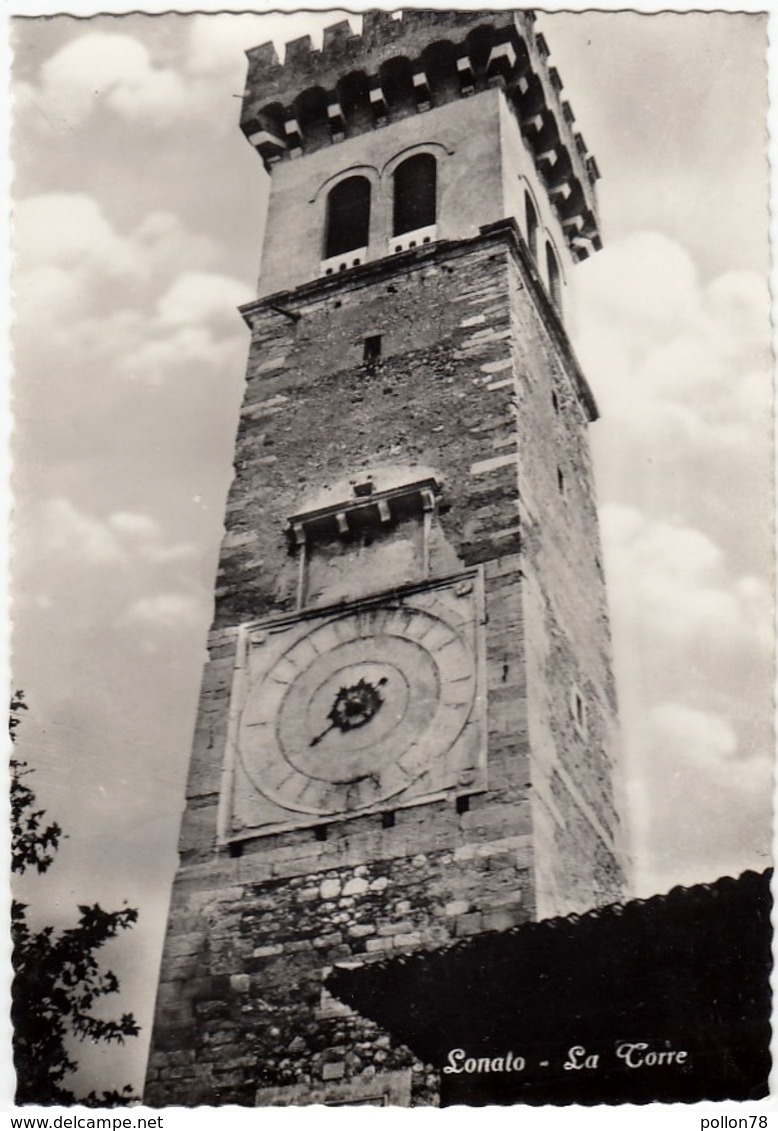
[481,359,513,376]
[313,932,343,949]
[470,453,517,476]
[444,900,470,917]
[347,923,376,938]
[394,932,422,948]
[342,877,369,896]
[374,920,400,938]
[365,938,392,953]
[455,912,484,937]
[252,944,284,959]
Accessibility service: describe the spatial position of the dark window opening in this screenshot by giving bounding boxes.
[228,841,243,858]
[552,390,559,414]
[557,467,565,495]
[575,693,585,727]
[325,175,371,259]
[314,824,328,842]
[381,810,396,829]
[456,795,470,816]
[363,335,382,362]
[393,153,437,236]
[546,241,562,309]
[525,193,538,260]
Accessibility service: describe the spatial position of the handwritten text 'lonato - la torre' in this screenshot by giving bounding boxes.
[443,1043,691,1075]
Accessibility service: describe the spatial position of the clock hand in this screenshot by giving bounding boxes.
[309,677,388,747]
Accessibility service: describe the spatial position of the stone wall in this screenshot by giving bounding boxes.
[145,821,534,1104]
[256,87,571,301]
[145,224,625,1105]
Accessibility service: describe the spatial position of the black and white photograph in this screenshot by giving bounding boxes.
[8,3,774,1111]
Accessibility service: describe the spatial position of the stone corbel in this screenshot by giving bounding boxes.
[369,80,388,124]
[284,117,303,157]
[457,55,475,95]
[413,70,431,111]
[523,111,545,139]
[561,215,585,234]
[247,129,287,167]
[549,182,573,205]
[486,41,517,83]
[327,101,345,142]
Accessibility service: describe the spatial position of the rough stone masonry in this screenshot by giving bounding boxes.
[145,11,628,1107]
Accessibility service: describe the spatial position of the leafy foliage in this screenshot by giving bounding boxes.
[10,692,140,1106]
[11,694,63,877]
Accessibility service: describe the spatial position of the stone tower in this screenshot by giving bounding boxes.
[145,10,627,1107]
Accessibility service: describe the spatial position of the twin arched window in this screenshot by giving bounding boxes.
[546,242,562,310]
[392,153,437,237]
[525,189,562,312]
[524,193,538,261]
[324,175,371,259]
[323,154,438,260]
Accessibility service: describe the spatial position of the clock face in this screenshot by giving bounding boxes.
[233,580,483,822]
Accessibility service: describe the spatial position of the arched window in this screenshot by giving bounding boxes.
[393,154,437,237]
[324,176,371,259]
[546,241,562,310]
[525,193,538,260]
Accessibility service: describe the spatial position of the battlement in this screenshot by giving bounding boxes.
[241,10,601,256]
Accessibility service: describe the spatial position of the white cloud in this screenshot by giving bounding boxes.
[109,512,163,541]
[627,700,772,895]
[13,195,247,415]
[118,593,202,630]
[601,504,768,655]
[35,33,186,128]
[185,14,279,76]
[573,235,771,457]
[133,213,220,276]
[649,702,738,766]
[108,513,199,564]
[574,232,701,352]
[14,264,83,324]
[119,325,245,386]
[157,271,253,327]
[600,502,773,894]
[138,542,199,565]
[184,13,360,76]
[15,193,145,281]
[28,500,198,579]
[36,498,127,566]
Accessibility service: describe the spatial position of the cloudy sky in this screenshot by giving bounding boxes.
[9,7,772,1099]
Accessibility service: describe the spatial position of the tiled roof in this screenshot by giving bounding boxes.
[327,869,772,1104]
